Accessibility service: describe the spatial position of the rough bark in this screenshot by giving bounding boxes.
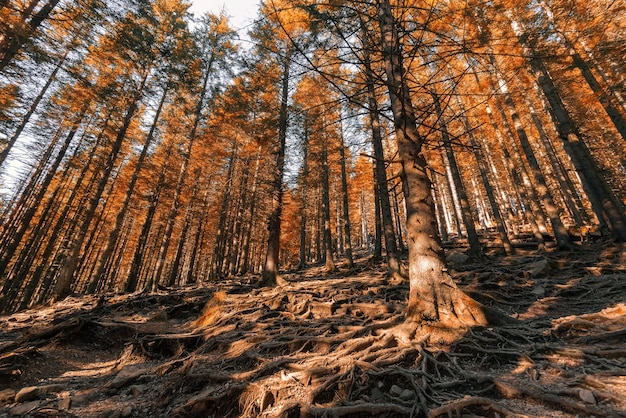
[262,46,291,286]
[376,0,498,329]
[361,24,400,273]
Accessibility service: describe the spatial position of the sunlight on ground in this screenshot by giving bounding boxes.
[60,359,117,379]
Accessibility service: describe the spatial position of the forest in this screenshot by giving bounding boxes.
[0,0,625,417]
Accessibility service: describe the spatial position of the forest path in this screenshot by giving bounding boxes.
[1,243,625,417]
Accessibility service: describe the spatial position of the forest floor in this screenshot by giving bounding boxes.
[1,242,625,417]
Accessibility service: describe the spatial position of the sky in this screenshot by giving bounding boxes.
[189,0,260,33]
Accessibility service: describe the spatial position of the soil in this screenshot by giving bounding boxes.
[1,242,625,417]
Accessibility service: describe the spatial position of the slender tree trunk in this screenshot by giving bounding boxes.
[88,84,169,294]
[262,46,291,286]
[432,92,482,258]
[525,98,586,226]
[338,124,353,268]
[320,127,335,272]
[361,25,400,272]
[299,129,310,270]
[494,70,571,249]
[0,119,80,311]
[168,175,200,287]
[150,62,213,291]
[539,2,626,143]
[53,79,145,300]
[0,51,67,167]
[125,159,168,293]
[183,187,208,284]
[455,97,514,254]
[212,146,236,277]
[240,148,262,275]
[520,41,626,241]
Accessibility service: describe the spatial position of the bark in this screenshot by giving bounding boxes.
[495,72,572,249]
[320,125,335,272]
[0,105,85,287]
[361,24,400,273]
[125,153,169,293]
[262,46,291,286]
[0,122,77,312]
[149,61,213,291]
[239,148,262,275]
[519,37,626,241]
[336,116,354,270]
[298,130,310,270]
[376,0,494,328]
[491,94,546,248]
[455,97,514,255]
[525,98,586,226]
[168,175,201,287]
[540,2,626,143]
[185,188,209,284]
[212,146,236,277]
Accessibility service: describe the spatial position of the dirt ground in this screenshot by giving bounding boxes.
[1,242,625,417]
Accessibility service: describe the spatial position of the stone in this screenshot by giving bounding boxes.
[0,389,15,404]
[15,386,40,403]
[446,252,469,264]
[129,385,145,397]
[389,384,403,397]
[578,389,596,405]
[58,397,71,410]
[107,365,150,389]
[10,400,40,415]
[15,384,65,402]
[71,393,96,406]
[531,286,546,296]
[399,389,415,400]
[525,258,550,277]
[121,405,133,417]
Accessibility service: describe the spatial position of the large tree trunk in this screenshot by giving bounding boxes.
[376,0,500,330]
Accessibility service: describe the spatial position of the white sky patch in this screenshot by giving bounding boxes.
[189,0,260,33]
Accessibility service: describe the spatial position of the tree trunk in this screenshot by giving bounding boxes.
[0,50,66,168]
[88,84,169,294]
[262,46,291,286]
[338,130,353,268]
[432,92,482,258]
[376,0,499,329]
[320,126,335,272]
[455,96,514,254]
[53,80,145,300]
[149,61,213,291]
[299,129,310,270]
[525,45,626,241]
[496,75,571,249]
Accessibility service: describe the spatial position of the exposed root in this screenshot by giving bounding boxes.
[1,248,625,418]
